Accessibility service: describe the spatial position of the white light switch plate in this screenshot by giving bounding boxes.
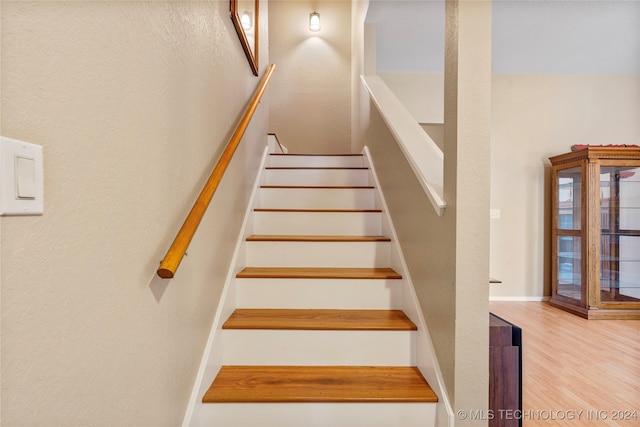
[1,136,44,216]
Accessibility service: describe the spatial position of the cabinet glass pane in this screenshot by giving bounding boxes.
[557,235,581,301]
[600,166,640,231]
[558,167,581,230]
[601,236,640,301]
[600,167,640,302]
[618,236,640,300]
[619,167,640,231]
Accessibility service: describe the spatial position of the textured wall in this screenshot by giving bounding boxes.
[0,1,269,425]
[361,107,457,423]
[268,0,351,153]
[443,1,491,422]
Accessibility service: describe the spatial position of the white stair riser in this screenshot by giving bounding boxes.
[253,211,382,236]
[245,241,391,267]
[264,169,370,186]
[236,278,402,309]
[222,330,415,366]
[258,188,375,210]
[202,402,436,427]
[268,155,365,168]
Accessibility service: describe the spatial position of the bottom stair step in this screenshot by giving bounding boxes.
[203,366,438,403]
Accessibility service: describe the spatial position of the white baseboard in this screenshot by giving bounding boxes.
[182,147,270,427]
[490,296,551,302]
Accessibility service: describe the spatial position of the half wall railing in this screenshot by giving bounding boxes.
[361,75,445,216]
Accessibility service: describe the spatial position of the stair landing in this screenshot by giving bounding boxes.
[203,366,438,403]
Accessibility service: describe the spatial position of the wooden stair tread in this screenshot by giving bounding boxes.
[246,235,391,242]
[260,185,374,189]
[270,153,364,156]
[236,267,402,279]
[203,366,438,403]
[266,167,368,170]
[222,309,417,330]
[254,208,382,213]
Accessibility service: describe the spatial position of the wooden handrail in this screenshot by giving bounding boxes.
[157,64,276,279]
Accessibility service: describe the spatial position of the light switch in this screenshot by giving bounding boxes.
[16,156,36,199]
[1,136,44,215]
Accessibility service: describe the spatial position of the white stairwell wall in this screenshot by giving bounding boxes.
[363,147,453,427]
[183,146,452,427]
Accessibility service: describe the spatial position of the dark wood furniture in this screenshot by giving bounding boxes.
[489,313,522,427]
[549,148,640,319]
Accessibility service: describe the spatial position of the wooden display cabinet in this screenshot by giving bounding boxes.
[550,148,640,319]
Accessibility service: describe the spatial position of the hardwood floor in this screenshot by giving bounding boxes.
[490,302,640,426]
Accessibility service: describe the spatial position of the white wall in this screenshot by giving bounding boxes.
[366,0,444,73]
[490,74,640,298]
[370,0,640,76]
[379,73,444,124]
[366,0,640,299]
[356,1,492,421]
[351,1,370,152]
[0,1,269,425]
[268,0,352,153]
[490,0,640,298]
[493,1,640,75]
[360,72,640,300]
[367,1,445,125]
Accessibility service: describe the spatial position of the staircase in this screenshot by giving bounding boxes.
[197,152,438,427]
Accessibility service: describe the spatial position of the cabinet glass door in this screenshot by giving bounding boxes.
[556,167,582,302]
[600,166,640,303]
[558,168,582,230]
